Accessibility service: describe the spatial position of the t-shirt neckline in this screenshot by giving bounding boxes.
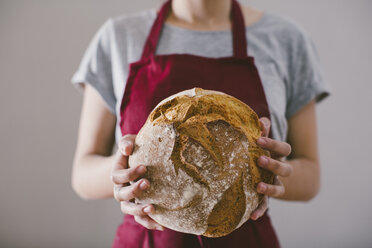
[163,12,268,34]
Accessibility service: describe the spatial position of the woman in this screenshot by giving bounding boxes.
[71,0,330,247]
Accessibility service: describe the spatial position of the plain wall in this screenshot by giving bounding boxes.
[0,0,371,247]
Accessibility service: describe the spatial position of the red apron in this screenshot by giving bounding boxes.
[114,0,280,247]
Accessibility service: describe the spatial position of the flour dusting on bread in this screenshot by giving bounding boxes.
[128,88,274,237]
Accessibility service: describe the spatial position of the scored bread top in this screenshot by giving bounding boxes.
[129,88,274,237]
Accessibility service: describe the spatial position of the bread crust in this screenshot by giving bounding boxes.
[128,88,274,237]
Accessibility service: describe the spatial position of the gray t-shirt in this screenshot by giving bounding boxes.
[71,9,330,143]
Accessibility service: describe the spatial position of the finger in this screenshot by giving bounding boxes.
[118,134,136,156]
[112,135,137,171]
[134,215,164,231]
[250,196,268,220]
[256,137,292,158]
[257,156,293,177]
[111,165,147,184]
[120,201,155,216]
[257,181,285,197]
[114,178,150,201]
[112,147,130,172]
[259,117,271,138]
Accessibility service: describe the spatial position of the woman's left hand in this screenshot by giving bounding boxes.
[250,117,293,220]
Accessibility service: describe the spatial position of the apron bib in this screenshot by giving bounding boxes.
[114,1,279,247]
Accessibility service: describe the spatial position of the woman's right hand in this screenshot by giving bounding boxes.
[111,134,164,231]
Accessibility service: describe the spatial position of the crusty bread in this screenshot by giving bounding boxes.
[128,88,274,237]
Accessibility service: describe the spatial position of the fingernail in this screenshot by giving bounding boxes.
[120,141,132,155]
[119,146,125,155]
[136,165,146,174]
[258,183,267,193]
[156,226,164,231]
[143,205,152,213]
[257,138,266,145]
[123,140,131,147]
[259,156,269,166]
[139,180,149,190]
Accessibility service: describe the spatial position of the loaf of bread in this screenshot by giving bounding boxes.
[128,88,274,237]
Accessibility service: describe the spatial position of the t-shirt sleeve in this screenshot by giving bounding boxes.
[71,18,116,114]
[285,29,331,119]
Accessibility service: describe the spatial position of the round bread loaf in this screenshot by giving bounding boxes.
[128,88,274,237]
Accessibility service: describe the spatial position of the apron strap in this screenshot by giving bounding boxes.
[231,0,248,58]
[141,0,248,59]
[141,0,172,59]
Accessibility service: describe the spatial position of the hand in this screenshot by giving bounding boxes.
[111,134,164,231]
[250,117,293,220]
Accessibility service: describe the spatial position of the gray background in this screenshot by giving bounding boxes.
[0,0,371,247]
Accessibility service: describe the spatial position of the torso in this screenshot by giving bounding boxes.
[108,9,311,144]
[115,2,279,246]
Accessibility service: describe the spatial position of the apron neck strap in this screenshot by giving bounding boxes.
[231,0,248,58]
[141,0,248,59]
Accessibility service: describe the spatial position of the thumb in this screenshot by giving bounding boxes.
[118,134,137,156]
[113,134,136,171]
[259,117,271,138]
